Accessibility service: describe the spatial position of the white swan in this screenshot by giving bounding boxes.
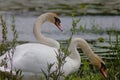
[0,37,107,80]
[33,12,62,49]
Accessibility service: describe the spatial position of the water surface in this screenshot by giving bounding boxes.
[0,14,120,42]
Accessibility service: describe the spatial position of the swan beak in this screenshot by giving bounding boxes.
[55,22,63,31]
[100,63,107,78]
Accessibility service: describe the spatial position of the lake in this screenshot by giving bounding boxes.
[0,13,120,42]
[0,0,120,61]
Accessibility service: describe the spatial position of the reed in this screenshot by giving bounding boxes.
[0,15,23,80]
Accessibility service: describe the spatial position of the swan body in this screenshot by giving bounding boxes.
[0,12,63,79]
[0,43,79,80]
[0,37,107,80]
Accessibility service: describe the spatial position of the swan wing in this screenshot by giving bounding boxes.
[3,43,58,74]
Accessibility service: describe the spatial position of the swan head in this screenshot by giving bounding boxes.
[46,12,63,31]
[89,52,107,78]
[100,62,107,78]
[90,54,107,78]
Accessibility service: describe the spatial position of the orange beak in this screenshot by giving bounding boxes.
[100,63,107,78]
[55,22,63,32]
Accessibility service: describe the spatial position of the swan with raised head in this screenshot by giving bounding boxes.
[33,12,62,49]
[0,37,107,80]
[0,12,63,78]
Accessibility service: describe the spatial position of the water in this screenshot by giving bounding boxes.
[0,0,120,60]
[0,0,120,16]
[0,0,120,42]
[1,14,119,60]
[0,14,120,42]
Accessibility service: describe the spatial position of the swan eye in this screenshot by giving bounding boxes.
[54,17,61,23]
[54,17,63,31]
[101,62,106,70]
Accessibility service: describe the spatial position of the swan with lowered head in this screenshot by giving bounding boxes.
[0,37,107,80]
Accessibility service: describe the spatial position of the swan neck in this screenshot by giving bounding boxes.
[68,38,96,61]
[33,15,60,49]
[73,38,98,63]
[78,39,95,59]
[68,41,80,61]
[76,38,103,67]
